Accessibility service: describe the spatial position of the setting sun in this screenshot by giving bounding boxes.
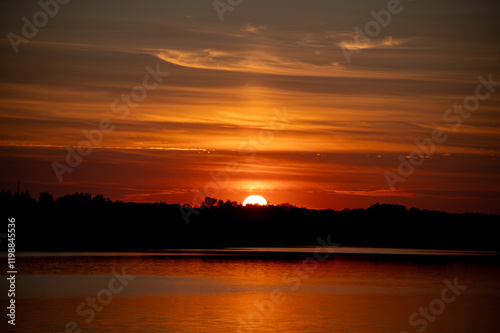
[243,195,268,206]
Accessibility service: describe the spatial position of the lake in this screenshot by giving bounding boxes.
[4,248,500,332]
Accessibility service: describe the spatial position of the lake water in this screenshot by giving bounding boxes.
[3,248,500,332]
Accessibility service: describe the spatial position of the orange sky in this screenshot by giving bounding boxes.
[1,0,499,213]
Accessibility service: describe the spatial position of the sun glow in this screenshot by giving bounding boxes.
[243,195,268,206]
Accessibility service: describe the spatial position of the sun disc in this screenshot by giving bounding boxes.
[243,195,267,206]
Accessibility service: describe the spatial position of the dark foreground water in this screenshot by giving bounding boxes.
[2,248,500,332]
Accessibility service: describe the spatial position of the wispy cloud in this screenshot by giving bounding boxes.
[241,24,266,33]
[154,48,443,80]
[339,35,404,51]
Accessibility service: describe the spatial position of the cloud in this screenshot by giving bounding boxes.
[241,24,266,33]
[154,47,433,80]
[339,35,403,51]
[155,48,343,76]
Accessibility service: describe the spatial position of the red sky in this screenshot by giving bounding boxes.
[1,0,499,213]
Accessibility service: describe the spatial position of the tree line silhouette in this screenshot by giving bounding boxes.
[1,190,498,252]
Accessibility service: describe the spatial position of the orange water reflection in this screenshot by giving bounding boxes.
[8,252,500,333]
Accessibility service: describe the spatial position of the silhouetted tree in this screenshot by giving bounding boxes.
[39,192,54,205]
[1,190,498,251]
[203,197,217,208]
